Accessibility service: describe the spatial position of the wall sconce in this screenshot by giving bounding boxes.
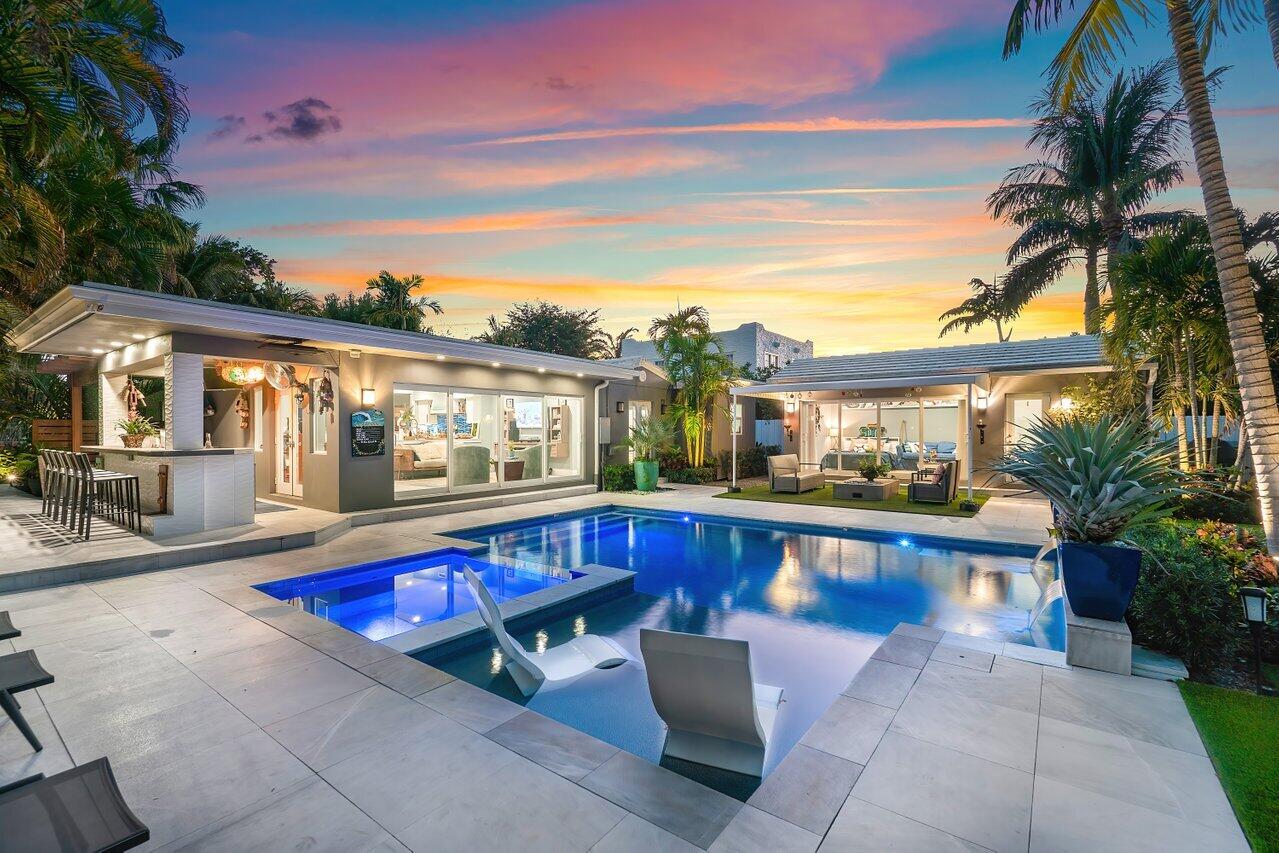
[1058,396,1074,411]
[616,401,625,414]
[785,399,797,414]
[977,418,987,445]
[976,392,989,413]
[360,388,376,407]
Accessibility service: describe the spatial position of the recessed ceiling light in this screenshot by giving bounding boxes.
[491,361,500,368]
[109,341,123,347]
[537,367,546,374]
[435,354,445,361]
[575,372,584,377]
[131,333,146,340]
[91,348,104,354]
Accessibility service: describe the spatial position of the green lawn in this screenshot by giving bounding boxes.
[713,483,990,517]
[1179,679,1279,851]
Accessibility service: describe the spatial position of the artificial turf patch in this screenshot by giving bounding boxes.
[712,483,990,517]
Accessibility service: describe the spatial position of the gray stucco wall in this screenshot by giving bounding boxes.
[599,366,672,466]
[618,322,814,371]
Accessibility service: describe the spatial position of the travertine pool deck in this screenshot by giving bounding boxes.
[1,486,1238,851]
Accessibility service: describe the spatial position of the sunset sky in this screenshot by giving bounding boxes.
[166,0,1279,355]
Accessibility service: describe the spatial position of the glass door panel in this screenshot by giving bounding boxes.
[503,395,545,485]
[452,392,501,490]
[547,396,583,479]
[393,386,449,498]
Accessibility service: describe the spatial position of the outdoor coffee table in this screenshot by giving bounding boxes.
[833,478,898,501]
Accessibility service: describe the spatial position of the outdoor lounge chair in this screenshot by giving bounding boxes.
[639,628,783,777]
[908,460,958,504]
[0,611,17,642]
[1,649,55,752]
[767,453,824,494]
[463,566,628,696]
[0,757,149,853]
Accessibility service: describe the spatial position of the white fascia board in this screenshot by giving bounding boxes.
[62,283,638,379]
[732,373,989,396]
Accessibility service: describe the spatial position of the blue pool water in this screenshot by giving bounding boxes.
[430,507,1062,790]
[254,549,578,641]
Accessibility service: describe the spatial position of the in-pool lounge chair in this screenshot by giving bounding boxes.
[639,628,783,777]
[463,567,628,696]
[767,453,824,494]
[0,757,149,853]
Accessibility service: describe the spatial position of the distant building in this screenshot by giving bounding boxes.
[621,322,814,373]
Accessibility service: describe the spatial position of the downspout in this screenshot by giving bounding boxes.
[965,383,975,502]
[593,379,611,491]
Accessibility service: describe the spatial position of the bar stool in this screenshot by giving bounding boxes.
[45,450,76,531]
[69,453,141,537]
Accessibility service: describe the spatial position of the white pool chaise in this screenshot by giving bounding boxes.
[639,628,783,777]
[463,566,628,697]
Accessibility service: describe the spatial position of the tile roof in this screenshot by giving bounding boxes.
[771,335,1106,383]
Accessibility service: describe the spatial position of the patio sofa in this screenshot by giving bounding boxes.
[767,454,825,494]
[908,460,958,504]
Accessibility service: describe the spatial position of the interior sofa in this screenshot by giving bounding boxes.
[394,439,447,480]
[767,454,825,494]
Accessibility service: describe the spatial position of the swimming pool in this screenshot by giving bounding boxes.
[430,507,1062,787]
[254,549,579,642]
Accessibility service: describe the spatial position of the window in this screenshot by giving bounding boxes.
[393,387,449,497]
[504,395,545,484]
[310,379,328,454]
[765,352,782,369]
[546,396,583,479]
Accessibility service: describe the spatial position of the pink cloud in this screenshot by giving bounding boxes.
[193,0,997,140]
[246,209,651,237]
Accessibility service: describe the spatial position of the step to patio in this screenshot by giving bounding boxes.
[1132,645,1189,682]
[347,483,598,527]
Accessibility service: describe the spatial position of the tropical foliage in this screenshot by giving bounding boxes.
[1003,0,1279,552]
[649,306,739,468]
[620,414,676,462]
[990,415,1184,544]
[938,277,1018,341]
[987,62,1187,333]
[475,301,612,358]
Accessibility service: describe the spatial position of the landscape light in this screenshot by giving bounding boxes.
[1239,587,1274,695]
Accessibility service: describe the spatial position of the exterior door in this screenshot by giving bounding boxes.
[626,401,652,461]
[274,387,304,497]
[1007,394,1048,448]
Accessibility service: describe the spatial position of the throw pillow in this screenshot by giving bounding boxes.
[930,464,945,485]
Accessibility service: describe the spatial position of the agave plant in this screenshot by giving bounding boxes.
[990,415,1183,544]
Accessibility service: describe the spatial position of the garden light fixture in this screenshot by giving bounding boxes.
[1239,587,1274,695]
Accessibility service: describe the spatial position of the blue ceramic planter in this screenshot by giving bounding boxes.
[1058,541,1142,622]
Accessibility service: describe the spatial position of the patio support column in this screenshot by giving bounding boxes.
[917,398,925,462]
[100,373,129,447]
[164,352,205,450]
[730,420,738,490]
[875,400,882,462]
[965,383,974,501]
[70,383,83,452]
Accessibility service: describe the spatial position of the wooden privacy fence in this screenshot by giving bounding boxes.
[32,419,98,449]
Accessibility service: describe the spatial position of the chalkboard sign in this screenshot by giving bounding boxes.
[350,409,385,457]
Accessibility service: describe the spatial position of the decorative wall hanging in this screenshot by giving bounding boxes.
[123,377,146,419]
[350,409,386,457]
[217,361,265,386]
[235,391,250,430]
[316,371,335,423]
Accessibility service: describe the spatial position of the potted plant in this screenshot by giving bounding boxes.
[621,415,676,492]
[991,415,1183,621]
[857,455,890,482]
[116,415,159,448]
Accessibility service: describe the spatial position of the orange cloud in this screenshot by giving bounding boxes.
[468,116,1033,146]
[247,209,650,238]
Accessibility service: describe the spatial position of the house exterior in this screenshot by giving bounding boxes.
[621,322,814,373]
[9,283,637,534]
[729,334,1152,496]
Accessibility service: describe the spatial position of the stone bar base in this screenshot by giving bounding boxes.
[1064,591,1132,676]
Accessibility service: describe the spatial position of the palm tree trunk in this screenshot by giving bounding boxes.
[1173,352,1189,471]
[1167,0,1279,550]
[1209,394,1221,466]
[1101,205,1125,298]
[1083,245,1101,334]
[1184,331,1202,468]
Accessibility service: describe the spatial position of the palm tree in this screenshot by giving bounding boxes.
[603,327,639,359]
[365,271,443,332]
[1005,0,1279,551]
[939,277,1019,342]
[660,331,738,467]
[648,305,710,342]
[166,230,248,299]
[989,63,1185,333]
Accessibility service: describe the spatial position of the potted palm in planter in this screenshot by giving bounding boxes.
[116,416,159,449]
[991,415,1182,621]
[622,415,676,492]
[857,455,890,482]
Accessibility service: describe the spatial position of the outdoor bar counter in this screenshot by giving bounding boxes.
[83,445,255,538]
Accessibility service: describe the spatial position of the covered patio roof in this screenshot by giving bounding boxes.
[733,373,988,399]
[9,282,638,381]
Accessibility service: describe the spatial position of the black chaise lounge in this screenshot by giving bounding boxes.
[0,648,54,752]
[0,611,18,641]
[0,757,149,853]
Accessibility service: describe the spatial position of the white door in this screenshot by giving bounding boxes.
[1007,394,1048,447]
[626,401,652,461]
[274,388,304,497]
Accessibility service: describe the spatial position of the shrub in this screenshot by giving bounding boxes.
[1127,523,1240,678]
[602,464,636,492]
[716,443,780,480]
[665,466,716,485]
[857,456,891,481]
[1175,468,1260,524]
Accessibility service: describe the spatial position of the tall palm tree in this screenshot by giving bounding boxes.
[365,271,443,332]
[990,63,1185,333]
[648,305,710,342]
[603,327,639,359]
[938,277,1019,342]
[1005,0,1279,550]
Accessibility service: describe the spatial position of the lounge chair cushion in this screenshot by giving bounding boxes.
[930,464,945,485]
